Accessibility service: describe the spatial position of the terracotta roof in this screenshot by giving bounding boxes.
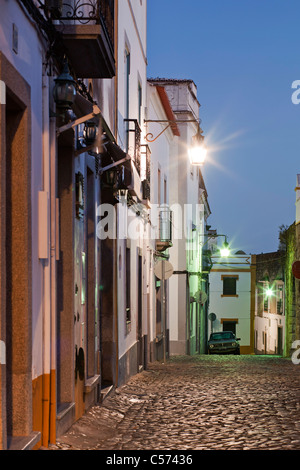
[155,85,180,137]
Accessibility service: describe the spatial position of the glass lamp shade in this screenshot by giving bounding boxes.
[83,121,97,145]
[220,242,230,257]
[105,169,117,186]
[188,145,207,166]
[53,62,76,109]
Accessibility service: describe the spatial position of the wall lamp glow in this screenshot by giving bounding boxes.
[189,124,207,166]
[220,241,230,257]
[266,288,274,297]
[188,144,207,166]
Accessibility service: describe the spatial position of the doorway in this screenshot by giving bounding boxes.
[137,253,143,369]
[277,327,283,355]
[86,167,96,378]
[4,82,32,440]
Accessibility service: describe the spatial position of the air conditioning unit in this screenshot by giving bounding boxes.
[156,207,173,252]
[158,207,172,242]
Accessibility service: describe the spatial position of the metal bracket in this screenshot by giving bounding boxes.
[144,119,199,143]
[56,104,101,137]
[99,155,131,174]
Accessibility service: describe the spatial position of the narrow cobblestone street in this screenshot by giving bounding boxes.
[49,355,300,451]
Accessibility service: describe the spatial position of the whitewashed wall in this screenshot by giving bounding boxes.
[116,0,148,362]
[209,257,252,348]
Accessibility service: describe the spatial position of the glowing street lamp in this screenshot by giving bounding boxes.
[220,241,230,257]
[266,287,274,297]
[189,125,207,166]
[188,144,207,166]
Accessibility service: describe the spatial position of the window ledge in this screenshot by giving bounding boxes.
[221,294,239,297]
[7,432,41,450]
[84,374,100,394]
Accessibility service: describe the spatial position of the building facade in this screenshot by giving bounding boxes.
[0,0,150,450]
[284,174,300,358]
[252,175,300,358]
[146,81,179,362]
[147,79,211,357]
[209,247,255,355]
[253,251,285,355]
[0,0,213,451]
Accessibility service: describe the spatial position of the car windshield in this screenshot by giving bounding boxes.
[210,332,234,340]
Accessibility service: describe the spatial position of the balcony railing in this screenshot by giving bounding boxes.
[124,119,141,175]
[140,144,151,201]
[62,0,114,45]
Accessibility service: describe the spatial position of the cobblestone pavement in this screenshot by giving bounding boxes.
[49,355,300,451]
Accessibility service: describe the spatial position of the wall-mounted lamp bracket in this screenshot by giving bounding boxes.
[99,155,131,174]
[144,119,199,143]
[74,143,98,157]
[56,104,101,137]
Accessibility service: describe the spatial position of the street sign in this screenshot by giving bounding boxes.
[154,260,174,280]
[208,312,216,322]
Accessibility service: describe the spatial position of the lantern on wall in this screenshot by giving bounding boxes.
[220,241,230,257]
[53,61,77,110]
[83,120,97,145]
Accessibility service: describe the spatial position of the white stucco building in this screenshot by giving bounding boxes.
[147,79,211,356]
[209,248,255,355]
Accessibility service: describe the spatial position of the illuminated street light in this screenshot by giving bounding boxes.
[188,144,207,166]
[220,241,230,257]
[189,124,207,166]
[266,287,274,297]
[144,119,208,166]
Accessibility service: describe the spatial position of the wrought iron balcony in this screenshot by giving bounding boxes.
[43,0,115,78]
[140,144,151,202]
[124,119,141,176]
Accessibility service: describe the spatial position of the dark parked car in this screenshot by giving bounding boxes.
[208,331,240,355]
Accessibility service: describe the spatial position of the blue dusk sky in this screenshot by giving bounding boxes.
[147,0,300,255]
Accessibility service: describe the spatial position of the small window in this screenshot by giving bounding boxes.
[223,277,236,295]
[222,275,238,296]
[138,82,142,125]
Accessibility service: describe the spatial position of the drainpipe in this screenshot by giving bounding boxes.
[42,74,51,447]
[114,0,118,140]
[49,85,57,445]
[114,0,119,387]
